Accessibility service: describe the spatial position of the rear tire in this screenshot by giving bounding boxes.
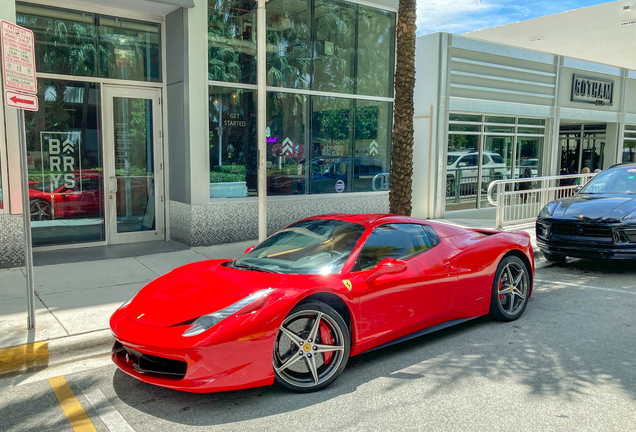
[543,252,566,263]
[490,256,531,322]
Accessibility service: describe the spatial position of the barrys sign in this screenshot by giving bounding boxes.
[571,74,614,107]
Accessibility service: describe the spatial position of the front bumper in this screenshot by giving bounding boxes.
[110,309,278,393]
[536,220,636,260]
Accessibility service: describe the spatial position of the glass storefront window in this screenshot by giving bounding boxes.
[515,137,543,178]
[208,0,256,84]
[624,141,636,163]
[311,96,354,192]
[98,17,161,82]
[517,127,543,135]
[357,6,395,97]
[17,3,98,77]
[450,114,481,122]
[485,116,514,124]
[266,0,311,89]
[209,86,257,198]
[0,152,3,210]
[449,124,480,132]
[17,3,161,83]
[25,79,104,246]
[267,92,308,195]
[313,0,356,94]
[485,125,514,133]
[518,118,545,125]
[353,100,391,192]
[446,134,479,211]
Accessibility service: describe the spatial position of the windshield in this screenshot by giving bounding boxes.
[580,168,636,195]
[234,219,366,274]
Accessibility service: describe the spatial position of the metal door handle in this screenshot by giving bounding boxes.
[110,176,118,194]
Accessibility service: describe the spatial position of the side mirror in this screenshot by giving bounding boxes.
[573,185,583,194]
[244,245,256,254]
[367,258,407,281]
[458,162,468,168]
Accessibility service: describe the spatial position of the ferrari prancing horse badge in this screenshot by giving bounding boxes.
[343,280,352,291]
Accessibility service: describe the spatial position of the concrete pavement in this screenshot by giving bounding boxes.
[0,213,537,376]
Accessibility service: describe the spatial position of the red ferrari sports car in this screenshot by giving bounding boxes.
[110,214,534,393]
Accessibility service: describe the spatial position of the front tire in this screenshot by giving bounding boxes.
[273,302,350,393]
[490,256,531,321]
[30,199,52,221]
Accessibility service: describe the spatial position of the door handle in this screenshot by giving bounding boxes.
[110,176,118,194]
[442,260,455,269]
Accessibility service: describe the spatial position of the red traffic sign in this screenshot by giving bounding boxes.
[5,90,38,111]
[1,20,37,95]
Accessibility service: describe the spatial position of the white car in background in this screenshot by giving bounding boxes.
[446,151,507,196]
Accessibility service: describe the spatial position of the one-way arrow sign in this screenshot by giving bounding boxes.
[4,90,38,111]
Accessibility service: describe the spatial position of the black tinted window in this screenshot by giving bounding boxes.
[355,224,436,271]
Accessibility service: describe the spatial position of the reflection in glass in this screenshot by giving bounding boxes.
[266,0,311,89]
[313,0,356,94]
[208,0,256,84]
[623,140,636,163]
[357,6,395,97]
[17,3,98,77]
[311,96,353,193]
[514,137,543,178]
[209,87,257,197]
[112,98,155,233]
[446,135,479,211]
[353,100,391,192]
[481,136,512,208]
[24,80,104,246]
[99,17,161,82]
[267,92,308,195]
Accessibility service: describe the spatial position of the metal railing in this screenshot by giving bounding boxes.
[486,173,597,229]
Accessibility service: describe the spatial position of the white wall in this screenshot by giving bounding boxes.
[412,33,442,220]
[467,0,636,71]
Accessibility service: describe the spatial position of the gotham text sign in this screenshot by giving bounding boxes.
[571,74,614,107]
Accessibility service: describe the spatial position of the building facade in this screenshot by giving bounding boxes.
[413,33,636,220]
[0,0,398,268]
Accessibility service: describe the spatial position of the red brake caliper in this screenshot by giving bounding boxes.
[319,322,334,364]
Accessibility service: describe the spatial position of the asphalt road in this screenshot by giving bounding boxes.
[2,256,636,432]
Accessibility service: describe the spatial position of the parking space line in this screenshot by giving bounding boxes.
[535,278,636,295]
[48,376,97,432]
[80,385,136,432]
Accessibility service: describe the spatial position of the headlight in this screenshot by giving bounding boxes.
[538,203,556,219]
[119,292,138,309]
[182,289,274,337]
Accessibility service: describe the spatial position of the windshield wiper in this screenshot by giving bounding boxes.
[232,261,281,273]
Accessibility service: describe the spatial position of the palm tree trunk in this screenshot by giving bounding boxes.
[389,0,417,216]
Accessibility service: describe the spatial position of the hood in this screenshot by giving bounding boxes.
[549,194,636,222]
[125,260,285,328]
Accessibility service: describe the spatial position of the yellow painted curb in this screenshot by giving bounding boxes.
[0,341,49,375]
[49,376,97,432]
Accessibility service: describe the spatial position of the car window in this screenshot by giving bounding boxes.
[482,155,491,165]
[459,155,477,167]
[491,154,504,164]
[354,224,437,271]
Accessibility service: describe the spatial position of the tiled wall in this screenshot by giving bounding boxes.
[0,214,24,268]
[170,193,390,246]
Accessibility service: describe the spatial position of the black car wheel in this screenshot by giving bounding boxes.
[543,252,566,263]
[30,199,52,221]
[490,256,530,321]
[273,302,350,392]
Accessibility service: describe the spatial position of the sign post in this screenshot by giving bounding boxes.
[1,19,39,330]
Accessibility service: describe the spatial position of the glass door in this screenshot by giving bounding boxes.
[103,86,164,244]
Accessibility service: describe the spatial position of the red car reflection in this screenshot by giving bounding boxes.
[29,170,103,221]
[110,214,534,394]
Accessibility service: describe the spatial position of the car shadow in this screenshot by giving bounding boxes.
[106,307,636,426]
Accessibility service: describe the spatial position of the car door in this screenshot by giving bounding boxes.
[348,223,458,350]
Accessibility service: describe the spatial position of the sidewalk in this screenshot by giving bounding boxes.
[0,215,537,376]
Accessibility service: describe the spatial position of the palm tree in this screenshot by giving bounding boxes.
[389,0,417,216]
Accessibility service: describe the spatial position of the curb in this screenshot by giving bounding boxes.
[0,329,114,377]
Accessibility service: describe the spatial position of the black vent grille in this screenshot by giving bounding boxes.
[551,223,613,241]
